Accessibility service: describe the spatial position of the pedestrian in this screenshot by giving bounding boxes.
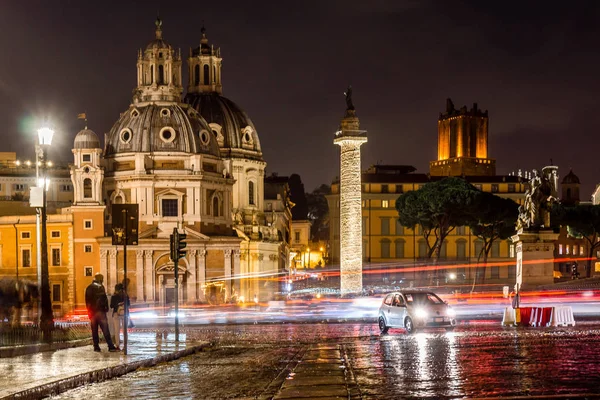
[85,273,119,352]
[109,283,126,349]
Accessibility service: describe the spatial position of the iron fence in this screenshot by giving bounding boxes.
[0,322,91,347]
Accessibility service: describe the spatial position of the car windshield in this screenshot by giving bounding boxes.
[404,293,444,305]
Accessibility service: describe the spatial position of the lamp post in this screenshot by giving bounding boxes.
[38,126,54,337]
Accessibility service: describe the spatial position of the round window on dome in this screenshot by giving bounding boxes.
[130,109,139,118]
[160,108,171,118]
[120,128,132,144]
[199,130,210,145]
[243,133,251,143]
[160,127,176,143]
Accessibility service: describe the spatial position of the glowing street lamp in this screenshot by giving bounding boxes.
[37,125,54,338]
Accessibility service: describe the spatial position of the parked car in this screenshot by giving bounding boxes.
[378,290,456,334]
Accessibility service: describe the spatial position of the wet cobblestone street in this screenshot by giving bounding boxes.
[53,322,600,399]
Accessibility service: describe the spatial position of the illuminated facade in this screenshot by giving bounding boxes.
[334,108,367,294]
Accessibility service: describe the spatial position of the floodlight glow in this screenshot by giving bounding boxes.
[37,127,55,146]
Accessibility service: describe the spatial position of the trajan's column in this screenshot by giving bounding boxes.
[334,86,367,295]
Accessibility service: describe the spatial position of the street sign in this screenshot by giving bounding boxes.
[111,204,139,245]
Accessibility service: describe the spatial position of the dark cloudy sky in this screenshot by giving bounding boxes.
[1,1,599,197]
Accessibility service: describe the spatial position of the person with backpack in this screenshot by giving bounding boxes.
[85,273,119,352]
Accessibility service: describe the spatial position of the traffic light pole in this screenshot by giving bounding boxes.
[122,208,129,355]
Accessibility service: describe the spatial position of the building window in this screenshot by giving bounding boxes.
[52,248,61,266]
[508,184,516,193]
[85,267,93,277]
[22,249,31,267]
[83,178,92,198]
[382,200,389,208]
[491,242,500,258]
[395,239,405,258]
[396,184,403,194]
[14,184,26,191]
[380,217,390,235]
[52,284,61,302]
[455,226,465,235]
[84,245,93,253]
[162,199,178,217]
[248,181,255,205]
[380,239,391,258]
[60,185,72,192]
[491,266,500,279]
[194,65,200,84]
[21,232,31,239]
[212,196,221,217]
[418,240,428,258]
[558,244,563,255]
[491,184,499,193]
[203,64,209,85]
[381,184,389,193]
[580,246,585,256]
[82,154,91,162]
[474,240,483,258]
[51,231,60,238]
[566,245,570,255]
[294,231,300,243]
[395,220,404,235]
[456,239,467,260]
[84,220,92,230]
[573,245,578,256]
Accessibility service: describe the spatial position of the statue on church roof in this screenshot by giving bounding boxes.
[344,85,355,111]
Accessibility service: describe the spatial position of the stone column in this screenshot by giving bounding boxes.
[136,250,144,303]
[109,249,117,290]
[224,249,232,301]
[187,249,197,303]
[100,250,108,282]
[197,250,206,302]
[233,250,241,298]
[144,250,154,302]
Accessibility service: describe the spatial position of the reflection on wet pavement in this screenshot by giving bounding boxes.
[53,323,600,399]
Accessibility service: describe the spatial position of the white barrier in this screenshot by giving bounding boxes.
[502,307,517,326]
[550,306,576,327]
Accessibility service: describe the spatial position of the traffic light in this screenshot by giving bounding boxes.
[170,228,187,261]
[177,231,187,260]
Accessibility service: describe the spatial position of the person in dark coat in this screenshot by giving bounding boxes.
[85,273,119,352]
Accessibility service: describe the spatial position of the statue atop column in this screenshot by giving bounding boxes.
[344,85,355,111]
[517,168,558,231]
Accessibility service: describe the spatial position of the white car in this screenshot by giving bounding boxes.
[378,291,456,334]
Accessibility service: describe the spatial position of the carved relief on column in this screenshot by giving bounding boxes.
[197,249,207,302]
[187,249,198,303]
[99,250,108,282]
[135,250,144,303]
[144,250,154,302]
[109,249,118,290]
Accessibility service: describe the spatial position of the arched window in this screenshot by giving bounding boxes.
[394,239,405,258]
[212,196,220,217]
[213,66,216,82]
[83,178,92,199]
[380,239,391,258]
[203,65,209,85]
[474,239,484,259]
[248,181,255,205]
[150,65,154,84]
[158,65,164,84]
[418,239,428,259]
[194,65,200,85]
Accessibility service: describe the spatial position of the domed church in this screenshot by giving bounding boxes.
[69,19,290,308]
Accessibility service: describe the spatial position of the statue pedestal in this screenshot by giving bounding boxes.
[511,229,559,289]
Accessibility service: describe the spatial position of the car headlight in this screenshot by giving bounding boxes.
[415,308,428,319]
[447,307,456,317]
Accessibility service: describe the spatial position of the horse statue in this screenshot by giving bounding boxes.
[0,278,39,327]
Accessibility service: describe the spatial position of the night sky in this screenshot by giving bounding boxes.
[1,1,600,197]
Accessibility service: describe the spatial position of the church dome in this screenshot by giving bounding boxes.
[104,103,221,157]
[74,128,100,149]
[562,169,580,184]
[185,93,263,160]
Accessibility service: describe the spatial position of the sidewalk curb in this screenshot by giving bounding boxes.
[3,342,211,400]
[0,339,92,359]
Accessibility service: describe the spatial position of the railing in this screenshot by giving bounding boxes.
[0,322,91,347]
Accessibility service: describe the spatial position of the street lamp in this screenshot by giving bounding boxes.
[37,126,54,337]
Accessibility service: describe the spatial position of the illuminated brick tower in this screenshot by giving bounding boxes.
[334,87,367,295]
[430,98,495,176]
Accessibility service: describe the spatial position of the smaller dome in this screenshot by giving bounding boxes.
[74,128,100,149]
[562,169,580,184]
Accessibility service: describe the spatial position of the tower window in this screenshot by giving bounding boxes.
[194,65,200,85]
[203,64,209,85]
[158,65,164,84]
[150,65,154,84]
[212,196,221,217]
[83,178,92,198]
[248,181,255,205]
[82,154,91,162]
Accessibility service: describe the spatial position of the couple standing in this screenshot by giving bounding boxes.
[85,273,131,352]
